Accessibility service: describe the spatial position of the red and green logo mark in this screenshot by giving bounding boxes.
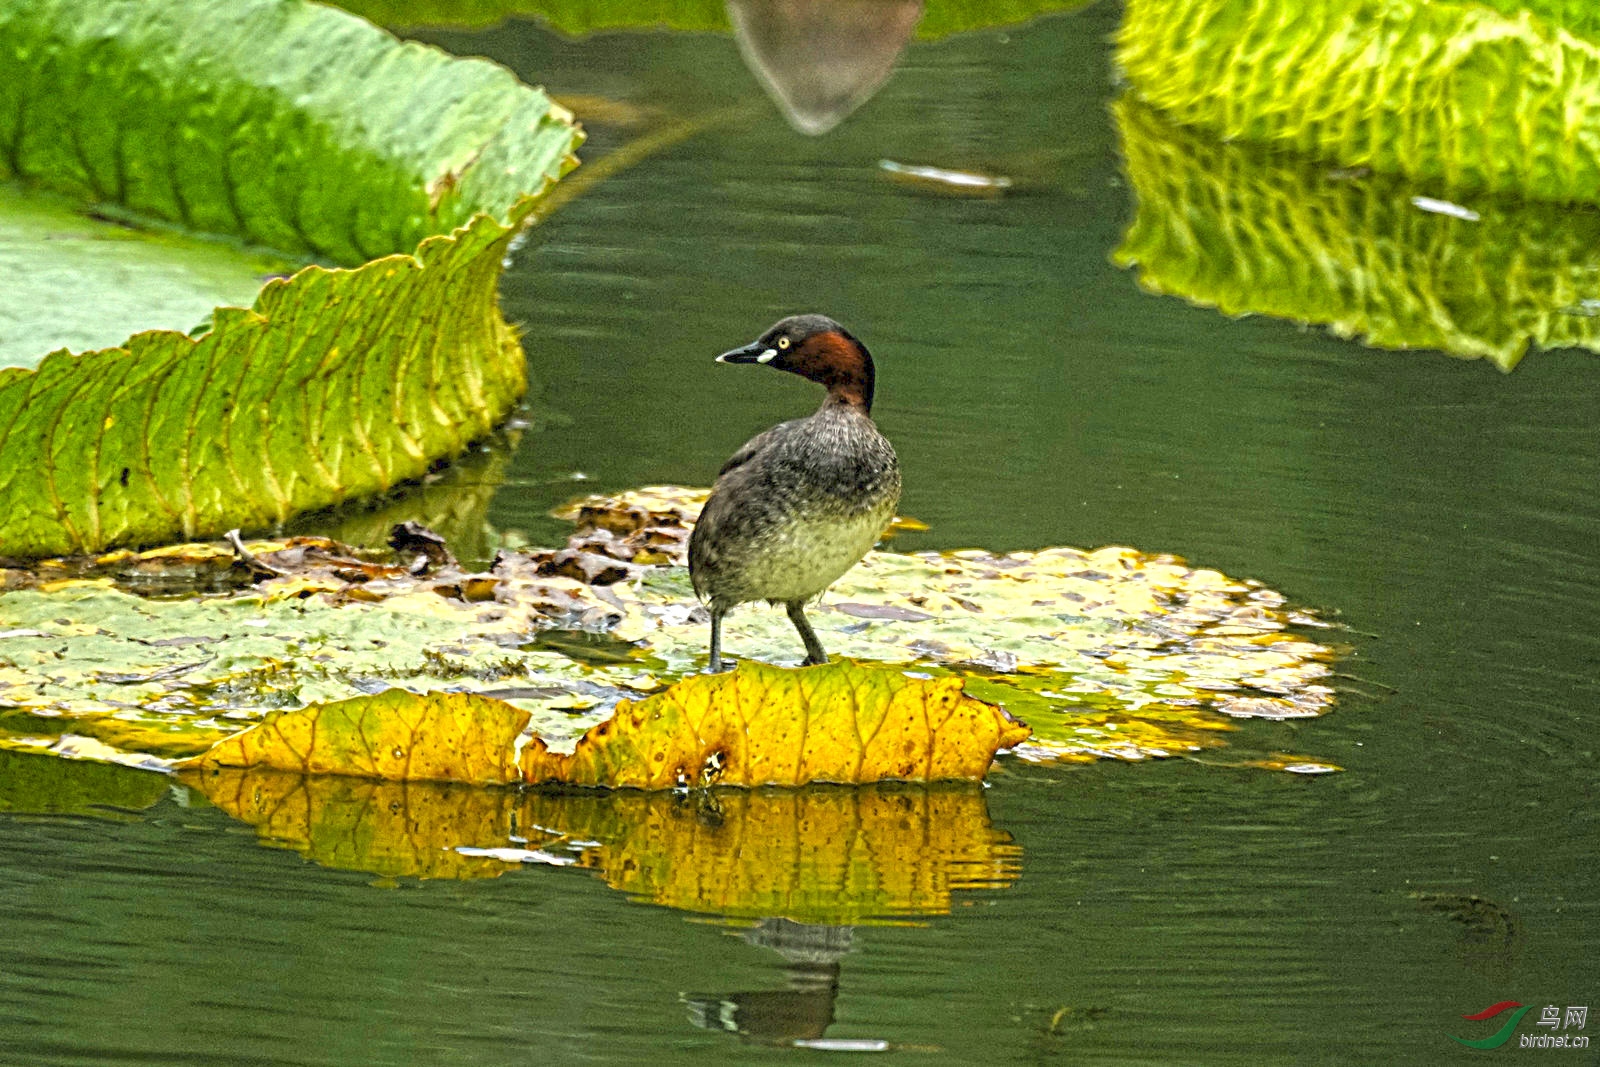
[1452,1002,1533,1050]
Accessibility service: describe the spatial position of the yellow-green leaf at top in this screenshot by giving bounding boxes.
[0,206,532,556]
[1,0,578,263]
[1117,0,1600,204]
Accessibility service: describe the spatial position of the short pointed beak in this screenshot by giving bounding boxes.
[715,340,777,364]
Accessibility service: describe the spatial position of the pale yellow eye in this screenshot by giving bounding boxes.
[777,337,790,349]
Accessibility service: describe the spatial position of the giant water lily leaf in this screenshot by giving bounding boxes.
[1117,0,1600,204]
[185,765,1018,919]
[0,209,533,556]
[0,0,576,260]
[519,661,1029,788]
[1113,100,1600,370]
[179,662,1026,787]
[0,488,1337,773]
[0,183,288,370]
[0,0,581,557]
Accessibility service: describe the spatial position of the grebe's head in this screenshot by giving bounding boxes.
[715,314,875,411]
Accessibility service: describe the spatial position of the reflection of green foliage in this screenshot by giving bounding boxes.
[328,0,1092,38]
[1117,0,1600,203]
[1113,99,1600,370]
[0,0,580,556]
[0,747,168,817]
[287,427,519,561]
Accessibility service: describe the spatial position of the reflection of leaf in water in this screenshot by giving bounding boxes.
[187,764,1020,922]
[1113,98,1600,370]
[288,427,520,562]
[728,0,924,135]
[533,786,1019,923]
[188,768,528,880]
[1117,0,1600,204]
[0,747,169,818]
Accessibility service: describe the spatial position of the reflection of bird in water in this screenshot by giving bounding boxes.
[682,919,853,1046]
[690,315,900,672]
[728,0,924,134]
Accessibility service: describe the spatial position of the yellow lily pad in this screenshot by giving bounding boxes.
[180,661,1025,789]
[183,689,531,785]
[520,660,1029,788]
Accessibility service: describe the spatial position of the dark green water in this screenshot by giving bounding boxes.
[3,5,1597,1064]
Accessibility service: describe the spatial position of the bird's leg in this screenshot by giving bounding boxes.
[708,605,727,673]
[786,601,829,666]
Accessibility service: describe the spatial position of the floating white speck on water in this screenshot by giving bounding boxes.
[454,847,577,866]
[792,1038,893,1052]
[1283,762,1341,775]
[879,159,1012,193]
[1410,196,1479,221]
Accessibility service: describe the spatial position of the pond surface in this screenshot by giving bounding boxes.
[4,4,1597,1063]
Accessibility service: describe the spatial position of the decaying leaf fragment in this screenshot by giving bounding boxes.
[520,660,1030,788]
[178,661,1027,789]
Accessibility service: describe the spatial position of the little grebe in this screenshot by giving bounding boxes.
[689,314,901,672]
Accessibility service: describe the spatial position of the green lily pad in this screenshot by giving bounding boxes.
[0,0,582,557]
[0,490,1338,770]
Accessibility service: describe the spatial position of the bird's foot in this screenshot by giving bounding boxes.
[800,653,829,667]
[705,656,736,674]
